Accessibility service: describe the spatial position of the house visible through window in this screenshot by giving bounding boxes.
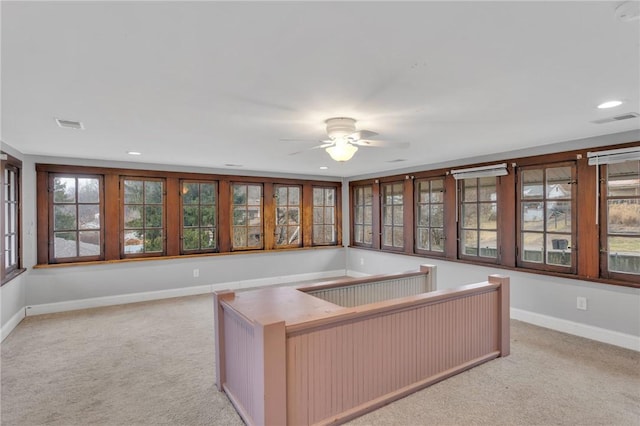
[518,164,575,272]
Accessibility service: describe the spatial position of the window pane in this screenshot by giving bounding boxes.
[182,183,199,204]
[124,232,144,254]
[325,189,335,206]
[233,227,247,248]
[479,203,497,229]
[79,231,100,256]
[277,187,288,205]
[183,228,200,250]
[462,204,477,228]
[324,207,335,224]
[233,185,247,204]
[313,188,323,205]
[430,229,444,252]
[354,225,363,243]
[546,201,571,232]
[289,187,300,205]
[54,205,77,231]
[313,207,323,224]
[144,229,163,253]
[247,185,261,205]
[77,178,99,203]
[608,237,640,274]
[53,177,76,203]
[247,227,261,247]
[383,226,393,246]
[546,166,572,199]
[145,206,163,228]
[201,206,215,227]
[479,231,498,258]
[201,228,216,249]
[607,161,640,197]
[288,226,300,245]
[608,200,640,234]
[431,204,443,227]
[393,226,404,247]
[522,170,543,199]
[462,230,478,256]
[78,204,100,229]
[355,206,364,224]
[54,232,77,258]
[416,228,429,250]
[547,234,571,266]
[363,227,372,244]
[478,177,496,201]
[183,206,198,227]
[200,183,215,204]
[417,205,429,227]
[393,206,403,225]
[463,179,477,202]
[144,181,163,204]
[124,180,143,204]
[430,179,444,202]
[522,232,544,263]
[522,202,544,231]
[364,206,372,225]
[124,206,143,228]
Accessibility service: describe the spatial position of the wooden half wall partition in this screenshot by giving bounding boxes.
[213,267,510,426]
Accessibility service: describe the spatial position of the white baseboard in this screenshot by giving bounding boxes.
[510,307,640,352]
[25,269,347,317]
[1,308,26,342]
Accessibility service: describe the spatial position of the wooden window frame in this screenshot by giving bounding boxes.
[1,153,23,284]
[120,177,166,258]
[599,161,640,282]
[458,176,500,264]
[36,164,342,266]
[180,179,219,254]
[381,181,405,252]
[273,184,302,249]
[49,173,105,263]
[231,182,264,251]
[414,176,446,256]
[516,162,577,274]
[351,184,375,248]
[312,185,340,246]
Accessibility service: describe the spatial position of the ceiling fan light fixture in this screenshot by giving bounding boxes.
[326,143,358,162]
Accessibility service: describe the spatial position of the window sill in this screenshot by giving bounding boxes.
[1,268,27,286]
[33,245,345,269]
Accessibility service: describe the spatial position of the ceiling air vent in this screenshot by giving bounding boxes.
[55,118,84,130]
[591,112,639,124]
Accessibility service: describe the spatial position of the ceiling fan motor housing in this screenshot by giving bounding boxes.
[325,117,357,139]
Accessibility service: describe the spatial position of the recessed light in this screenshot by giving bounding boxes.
[127,151,142,156]
[319,166,329,170]
[597,100,623,109]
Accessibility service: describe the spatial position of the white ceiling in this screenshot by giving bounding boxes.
[2,1,639,177]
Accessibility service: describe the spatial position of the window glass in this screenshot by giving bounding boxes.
[382,182,404,249]
[181,181,217,253]
[232,183,263,250]
[460,177,497,259]
[415,178,444,253]
[519,165,574,270]
[275,185,301,247]
[3,164,19,271]
[123,178,164,255]
[52,175,103,260]
[353,185,373,245]
[606,161,640,275]
[313,187,337,245]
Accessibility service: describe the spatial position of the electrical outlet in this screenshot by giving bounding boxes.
[576,296,587,311]
[193,269,199,278]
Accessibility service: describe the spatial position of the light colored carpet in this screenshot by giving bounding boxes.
[1,294,639,426]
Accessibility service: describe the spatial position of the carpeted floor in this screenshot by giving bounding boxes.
[1,294,638,426]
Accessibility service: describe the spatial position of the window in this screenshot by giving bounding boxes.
[122,178,165,256]
[518,164,575,272]
[274,185,301,248]
[415,178,445,254]
[313,187,337,245]
[352,185,373,246]
[382,182,404,250]
[2,153,22,282]
[50,174,103,262]
[181,180,217,253]
[232,183,263,250]
[603,160,639,277]
[460,177,498,260]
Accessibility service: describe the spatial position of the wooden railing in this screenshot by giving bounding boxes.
[214,268,509,426]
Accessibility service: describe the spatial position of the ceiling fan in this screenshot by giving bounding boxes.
[287,117,409,162]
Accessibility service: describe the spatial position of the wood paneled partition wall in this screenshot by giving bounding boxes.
[214,267,510,426]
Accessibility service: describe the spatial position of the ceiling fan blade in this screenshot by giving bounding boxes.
[288,143,333,156]
[350,130,378,140]
[351,139,410,149]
